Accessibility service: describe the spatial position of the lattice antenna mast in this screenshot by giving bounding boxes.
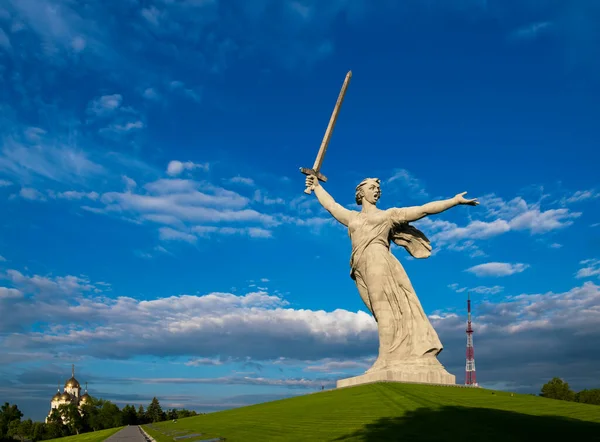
[465,292,478,386]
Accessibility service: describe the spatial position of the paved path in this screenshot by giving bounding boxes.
[104,426,149,442]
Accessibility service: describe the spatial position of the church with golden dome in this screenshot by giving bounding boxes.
[46,365,92,423]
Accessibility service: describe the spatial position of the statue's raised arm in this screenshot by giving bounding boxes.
[305,174,355,226]
[401,191,479,222]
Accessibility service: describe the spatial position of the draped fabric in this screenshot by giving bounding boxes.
[348,208,442,364]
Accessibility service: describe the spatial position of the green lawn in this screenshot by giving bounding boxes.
[142,383,600,442]
[45,426,123,442]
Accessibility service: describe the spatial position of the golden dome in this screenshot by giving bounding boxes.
[51,391,61,401]
[60,392,72,401]
[65,377,81,389]
[80,393,91,403]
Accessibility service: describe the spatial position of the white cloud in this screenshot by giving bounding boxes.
[562,189,600,204]
[141,6,162,26]
[430,281,600,391]
[304,358,372,373]
[0,180,13,187]
[253,190,285,205]
[122,175,137,191]
[86,94,123,117]
[158,227,197,244]
[228,176,255,186]
[415,193,581,255]
[71,35,86,52]
[0,269,377,361]
[192,226,272,239]
[575,259,600,279]
[448,283,504,295]
[142,88,160,101]
[55,191,99,201]
[510,21,553,41]
[0,287,23,299]
[185,358,224,367]
[128,376,329,388]
[19,188,46,201]
[549,243,563,249]
[386,168,428,199]
[0,137,105,184]
[0,255,6,262]
[2,269,106,299]
[109,121,144,132]
[0,28,11,51]
[166,160,209,176]
[465,262,529,277]
[168,81,202,102]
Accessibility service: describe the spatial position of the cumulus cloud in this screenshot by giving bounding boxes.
[2,269,106,299]
[19,188,46,201]
[431,281,600,392]
[0,267,377,361]
[562,189,600,204]
[0,287,23,299]
[465,262,529,277]
[414,193,581,256]
[81,175,285,242]
[166,160,209,176]
[576,259,600,279]
[3,262,600,398]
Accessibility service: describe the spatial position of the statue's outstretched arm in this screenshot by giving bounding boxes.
[404,192,479,222]
[306,175,354,226]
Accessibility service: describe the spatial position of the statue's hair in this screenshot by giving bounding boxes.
[355,178,381,205]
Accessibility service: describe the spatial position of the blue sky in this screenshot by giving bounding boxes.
[1,0,599,421]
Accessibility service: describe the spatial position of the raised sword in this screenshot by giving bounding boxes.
[300,70,352,194]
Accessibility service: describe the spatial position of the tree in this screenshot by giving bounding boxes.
[146,397,165,423]
[8,418,33,442]
[57,403,84,435]
[177,409,193,418]
[137,405,147,425]
[575,389,600,405]
[0,402,23,439]
[98,401,123,430]
[45,409,67,440]
[31,422,46,441]
[540,377,576,401]
[121,405,138,425]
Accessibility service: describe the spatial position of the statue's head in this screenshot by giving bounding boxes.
[355,178,381,205]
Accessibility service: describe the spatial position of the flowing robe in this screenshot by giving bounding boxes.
[348,208,442,369]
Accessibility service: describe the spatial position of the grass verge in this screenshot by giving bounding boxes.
[140,382,600,441]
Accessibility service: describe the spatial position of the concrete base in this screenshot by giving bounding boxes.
[336,357,456,388]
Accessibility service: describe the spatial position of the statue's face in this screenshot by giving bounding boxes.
[362,181,381,205]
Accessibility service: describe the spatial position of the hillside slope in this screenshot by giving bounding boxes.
[142,383,600,441]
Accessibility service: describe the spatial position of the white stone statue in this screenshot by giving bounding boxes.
[305,175,479,386]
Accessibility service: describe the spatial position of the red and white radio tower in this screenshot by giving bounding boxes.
[465,292,478,386]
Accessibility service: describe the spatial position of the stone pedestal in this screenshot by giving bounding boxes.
[336,356,455,388]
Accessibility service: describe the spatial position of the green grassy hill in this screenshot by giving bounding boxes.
[45,426,123,442]
[143,383,600,442]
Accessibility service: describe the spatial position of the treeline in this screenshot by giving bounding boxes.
[0,397,199,442]
[540,377,600,405]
